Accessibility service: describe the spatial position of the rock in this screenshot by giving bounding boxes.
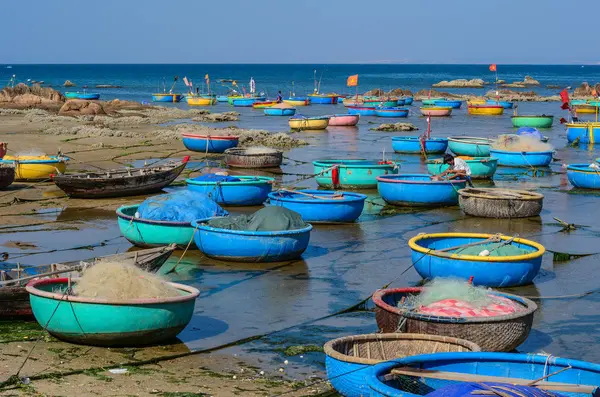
[572,82,600,97]
[63,80,76,87]
[500,82,527,88]
[546,85,562,89]
[484,89,559,102]
[59,100,106,116]
[95,84,123,89]
[370,122,419,132]
[364,88,384,96]
[414,89,462,100]
[0,84,65,110]
[502,76,540,88]
[432,79,485,88]
[192,112,240,122]
[12,94,43,107]
[387,88,413,96]
[523,76,540,86]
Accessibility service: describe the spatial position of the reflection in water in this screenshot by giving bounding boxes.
[57,207,116,222]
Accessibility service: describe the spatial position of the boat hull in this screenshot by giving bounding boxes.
[313,160,399,189]
[267,190,366,223]
[328,114,359,126]
[420,106,452,116]
[289,117,329,130]
[308,95,339,104]
[375,108,409,118]
[403,97,414,105]
[187,97,215,106]
[567,164,600,189]
[433,100,462,109]
[447,136,493,156]
[347,106,376,116]
[0,156,69,181]
[468,105,504,115]
[486,100,514,109]
[566,122,600,144]
[232,98,258,107]
[264,108,296,116]
[459,188,544,218]
[186,176,274,205]
[511,115,553,128]
[489,149,553,167]
[391,136,448,154]
[427,157,497,179]
[252,101,277,109]
[0,165,15,189]
[283,98,309,106]
[378,174,465,207]
[152,94,183,103]
[182,133,239,153]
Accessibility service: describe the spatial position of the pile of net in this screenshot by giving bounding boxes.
[73,262,180,300]
[207,206,307,231]
[491,134,552,152]
[398,279,525,318]
[426,382,566,397]
[137,191,228,222]
[191,173,241,183]
[241,146,281,155]
[454,242,529,257]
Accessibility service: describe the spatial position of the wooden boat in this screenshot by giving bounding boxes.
[252,101,277,109]
[447,136,494,156]
[182,133,239,153]
[486,99,514,108]
[65,92,79,99]
[313,159,399,189]
[419,106,452,116]
[373,287,537,351]
[152,93,183,102]
[377,174,465,207]
[187,176,274,205]
[264,107,296,116]
[0,155,69,181]
[268,190,366,223]
[574,104,599,114]
[328,114,359,126]
[511,115,554,128]
[53,158,188,199]
[0,245,176,319]
[427,157,497,179]
[347,106,376,116]
[489,148,553,167]
[289,116,329,130]
[187,96,215,106]
[468,104,504,115]
[191,219,312,262]
[216,95,228,102]
[567,164,600,189]
[459,187,544,217]
[232,97,259,107]
[433,99,462,109]
[324,334,480,397]
[77,93,100,100]
[375,108,409,118]
[566,121,600,144]
[391,136,448,154]
[0,163,15,189]
[409,232,544,287]
[283,97,309,106]
[26,277,198,346]
[307,93,339,104]
[224,147,283,168]
[367,352,600,397]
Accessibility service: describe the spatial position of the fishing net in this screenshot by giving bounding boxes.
[242,146,281,155]
[455,242,529,257]
[425,382,567,397]
[191,173,241,182]
[73,261,180,300]
[491,134,552,152]
[137,190,228,222]
[398,278,525,318]
[516,127,544,141]
[207,206,307,231]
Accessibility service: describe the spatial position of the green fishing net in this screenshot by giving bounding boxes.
[207,206,308,231]
[456,242,529,257]
[414,278,493,309]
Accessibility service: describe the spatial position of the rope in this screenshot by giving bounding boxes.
[165,224,199,274]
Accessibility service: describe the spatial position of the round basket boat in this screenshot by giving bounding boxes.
[224,147,283,168]
[0,155,69,181]
[447,136,494,157]
[182,133,239,153]
[566,122,600,144]
[268,190,367,223]
[0,163,15,189]
[567,164,600,189]
[116,205,197,248]
[511,115,554,128]
[486,100,513,109]
[408,232,545,287]
[313,159,399,189]
[489,149,553,167]
[391,136,448,154]
[26,278,199,347]
[324,333,480,397]
[433,99,462,109]
[186,176,274,206]
[373,287,537,352]
[377,174,465,207]
[458,188,544,218]
[289,116,330,130]
[191,218,312,262]
[427,157,497,179]
[420,106,452,117]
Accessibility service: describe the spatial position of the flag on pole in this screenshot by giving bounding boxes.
[183,76,190,87]
[560,88,570,110]
[250,77,256,94]
[346,75,358,87]
[489,64,497,72]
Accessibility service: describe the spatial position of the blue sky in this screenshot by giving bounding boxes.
[3,0,599,64]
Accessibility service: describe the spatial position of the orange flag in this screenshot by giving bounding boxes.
[489,64,497,72]
[347,74,358,87]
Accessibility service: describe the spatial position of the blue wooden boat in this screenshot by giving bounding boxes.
[486,99,514,109]
[433,99,462,109]
[186,176,274,205]
[378,174,465,206]
[307,94,339,104]
[324,334,480,397]
[313,159,399,189]
[65,92,79,99]
[232,97,259,107]
[566,122,600,144]
[368,352,600,397]
[403,97,414,105]
[216,95,229,102]
[117,204,197,248]
[264,107,296,116]
[26,277,199,346]
[152,93,183,102]
[77,93,100,100]
[268,190,366,223]
[447,136,494,156]
[489,149,553,167]
[347,106,376,116]
[396,99,406,106]
[182,133,239,153]
[391,136,448,154]
[408,232,544,287]
[567,164,600,189]
[427,157,497,179]
[375,108,409,118]
[191,219,312,262]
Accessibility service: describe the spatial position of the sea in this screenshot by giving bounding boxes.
[2,64,600,101]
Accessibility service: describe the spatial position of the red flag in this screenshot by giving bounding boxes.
[346,75,358,87]
[560,89,570,104]
[489,64,497,72]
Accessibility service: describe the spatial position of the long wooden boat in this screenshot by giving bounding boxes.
[53,157,188,198]
[0,244,177,319]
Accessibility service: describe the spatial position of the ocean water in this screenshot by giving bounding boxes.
[2,64,600,102]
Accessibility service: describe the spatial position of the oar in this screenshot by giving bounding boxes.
[0,264,87,286]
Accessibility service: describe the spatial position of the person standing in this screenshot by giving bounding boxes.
[276,91,283,103]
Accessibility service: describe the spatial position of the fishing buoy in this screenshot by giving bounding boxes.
[478,249,490,257]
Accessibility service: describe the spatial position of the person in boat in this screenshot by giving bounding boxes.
[276,91,283,103]
[439,154,473,187]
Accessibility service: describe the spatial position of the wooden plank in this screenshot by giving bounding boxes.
[389,368,597,394]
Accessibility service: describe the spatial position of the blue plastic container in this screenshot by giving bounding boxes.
[191,219,312,262]
[182,133,239,153]
[378,174,465,206]
[186,176,274,205]
[268,190,366,223]
[489,149,553,167]
[391,136,448,154]
[567,164,600,189]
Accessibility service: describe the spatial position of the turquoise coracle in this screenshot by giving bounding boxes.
[26,278,199,346]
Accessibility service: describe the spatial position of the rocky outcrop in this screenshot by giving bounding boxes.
[522,76,540,85]
[432,79,485,88]
[59,100,107,116]
[546,85,561,89]
[63,80,76,87]
[484,89,559,102]
[0,84,65,110]
[573,82,600,98]
[387,88,413,96]
[95,84,123,89]
[370,123,419,132]
[192,112,240,122]
[364,88,384,96]
[414,89,462,100]
[501,76,540,88]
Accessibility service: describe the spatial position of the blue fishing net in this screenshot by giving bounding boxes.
[427,382,567,397]
[191,174,241,183]
[137,191,228,222]
[517,127,544,141]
